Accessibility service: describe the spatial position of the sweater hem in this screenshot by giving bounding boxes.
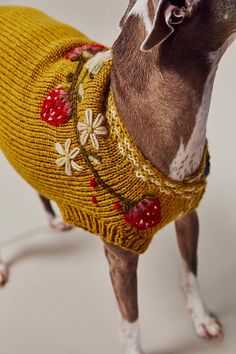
[58,204,154,254]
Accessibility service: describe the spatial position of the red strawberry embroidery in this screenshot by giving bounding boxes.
[65,44,106,60]
[41,88,72,126]
[124,198,161,231]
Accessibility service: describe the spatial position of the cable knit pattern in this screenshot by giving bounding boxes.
[0,6,209,254]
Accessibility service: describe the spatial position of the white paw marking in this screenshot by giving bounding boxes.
[0,262,8,287]
[48,217,73,231]
[181,260,223,340]
[191,312,223,340]
[119,317,143,354]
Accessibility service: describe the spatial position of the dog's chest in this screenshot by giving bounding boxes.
[169,32,236,182]
[168,71,215,181]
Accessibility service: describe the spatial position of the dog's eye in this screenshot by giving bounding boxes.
[170,0,186,7]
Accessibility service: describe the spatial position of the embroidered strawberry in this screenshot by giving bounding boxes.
[65,44,106,60]
[41,88,72,126]
[124,198,161,231]
[83,44,106,53]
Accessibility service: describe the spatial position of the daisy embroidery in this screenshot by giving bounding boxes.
[85,49,112,76]
[77,108,107,150]
[55,138,83,176]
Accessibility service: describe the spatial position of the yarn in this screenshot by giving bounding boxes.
[0,6,209,254]
[41,88,72,126]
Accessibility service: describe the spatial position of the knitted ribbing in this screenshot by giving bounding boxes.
[0,6,208,254]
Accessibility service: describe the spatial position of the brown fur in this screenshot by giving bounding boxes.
[111,0,235,176]
[111,14,209,175]
[175,211,199,276]
[104,242,139,322]
[103,0,236,331]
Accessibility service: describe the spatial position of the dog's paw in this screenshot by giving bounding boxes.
[0,263,8,287]
[49,217,73,231]
[190,310,223,340]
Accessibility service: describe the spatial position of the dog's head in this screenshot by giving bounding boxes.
[120,0,236,52]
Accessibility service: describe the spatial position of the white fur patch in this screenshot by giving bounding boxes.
[129,0,152,32]
[181,260,222,338]
[119,317,142,354]
[168,70,214,181]
[223,13,229,21]
[169,32,236,181]
[181,260,207,320]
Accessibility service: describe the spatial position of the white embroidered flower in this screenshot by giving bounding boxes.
[77,108,107,150]
[85,49,112,76]
[55,138,83,176]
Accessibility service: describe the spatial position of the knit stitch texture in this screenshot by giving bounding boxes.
[0,6,208,254]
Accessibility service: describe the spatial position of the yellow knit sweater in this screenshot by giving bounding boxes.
[0,6,208,254]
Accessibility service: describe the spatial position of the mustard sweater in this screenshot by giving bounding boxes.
[0,6,208,254]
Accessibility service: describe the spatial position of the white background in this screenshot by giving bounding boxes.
[0,1,235,353]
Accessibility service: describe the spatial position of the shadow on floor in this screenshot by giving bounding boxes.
[0,225,87,268]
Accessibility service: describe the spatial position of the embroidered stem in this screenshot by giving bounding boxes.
[68,59,85,93]
[70,58,132,206]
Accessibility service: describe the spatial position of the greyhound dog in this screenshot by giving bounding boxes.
[0,1,236,353]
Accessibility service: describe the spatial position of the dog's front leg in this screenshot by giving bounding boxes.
[175,211,223,339]
[104,242,143,354]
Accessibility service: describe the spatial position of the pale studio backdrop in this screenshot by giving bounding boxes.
[0,1,235,354]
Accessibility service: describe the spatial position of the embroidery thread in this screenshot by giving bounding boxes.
[41,88,72,126]
[45,48,163,231]
[55,138,83,176]
[77,109,107,150]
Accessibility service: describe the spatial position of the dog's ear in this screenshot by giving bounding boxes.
[141,0,201,51]
[119,0,137,28]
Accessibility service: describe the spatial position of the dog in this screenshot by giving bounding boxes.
[0,1,236,353]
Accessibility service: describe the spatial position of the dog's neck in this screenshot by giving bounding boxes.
[111,15,220,181]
